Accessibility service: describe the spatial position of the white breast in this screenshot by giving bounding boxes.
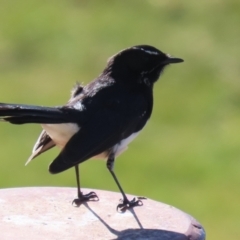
[93,132,139,160]
[42,123,80,148]
[113,132,139,156]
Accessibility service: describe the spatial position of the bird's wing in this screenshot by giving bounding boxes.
[49,94,149,174]
[26,130,55,165]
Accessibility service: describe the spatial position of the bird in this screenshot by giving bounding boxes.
[0,45,183,211]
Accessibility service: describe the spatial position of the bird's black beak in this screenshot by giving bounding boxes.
[164,55,184,64]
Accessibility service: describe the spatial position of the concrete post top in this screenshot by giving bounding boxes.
[0,187,205,240]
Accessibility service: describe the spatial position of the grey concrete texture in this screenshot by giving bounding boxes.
[0,187,205,240]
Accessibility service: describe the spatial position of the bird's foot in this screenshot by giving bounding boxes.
[72,191,99,206]
[117,196,147,212]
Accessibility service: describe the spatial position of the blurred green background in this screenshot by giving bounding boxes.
[0,0,240,239]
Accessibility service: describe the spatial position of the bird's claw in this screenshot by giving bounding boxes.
[72,191,99,206]
[117,196,147,212]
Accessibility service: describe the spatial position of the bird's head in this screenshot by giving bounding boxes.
[105,45,183,86]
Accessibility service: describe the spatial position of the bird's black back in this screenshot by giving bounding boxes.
[49,45,184,173]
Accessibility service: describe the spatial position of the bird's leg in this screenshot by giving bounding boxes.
[107,154,146,212]
[72,165,99,206]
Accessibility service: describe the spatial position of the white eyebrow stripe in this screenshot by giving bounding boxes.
[133,47,159,55]
[145,50,159,55]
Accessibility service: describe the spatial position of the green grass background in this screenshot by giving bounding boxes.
[0,1,240,239]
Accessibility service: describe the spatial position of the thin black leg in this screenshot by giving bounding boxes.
[107,154,146,212]
[72,165,99,206]
[75,164,81,198]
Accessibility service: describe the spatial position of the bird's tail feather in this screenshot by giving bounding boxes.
[0,103,78,124]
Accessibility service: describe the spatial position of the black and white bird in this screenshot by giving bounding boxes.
[0,45,183,211]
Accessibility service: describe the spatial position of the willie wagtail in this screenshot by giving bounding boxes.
[0,45,183,211]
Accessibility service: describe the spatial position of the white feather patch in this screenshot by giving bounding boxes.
[113,132,139,156]
[42,123,80,147]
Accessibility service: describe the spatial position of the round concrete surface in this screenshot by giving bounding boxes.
[0,187,205,240]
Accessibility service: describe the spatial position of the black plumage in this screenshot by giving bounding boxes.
[0,45,183,211]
